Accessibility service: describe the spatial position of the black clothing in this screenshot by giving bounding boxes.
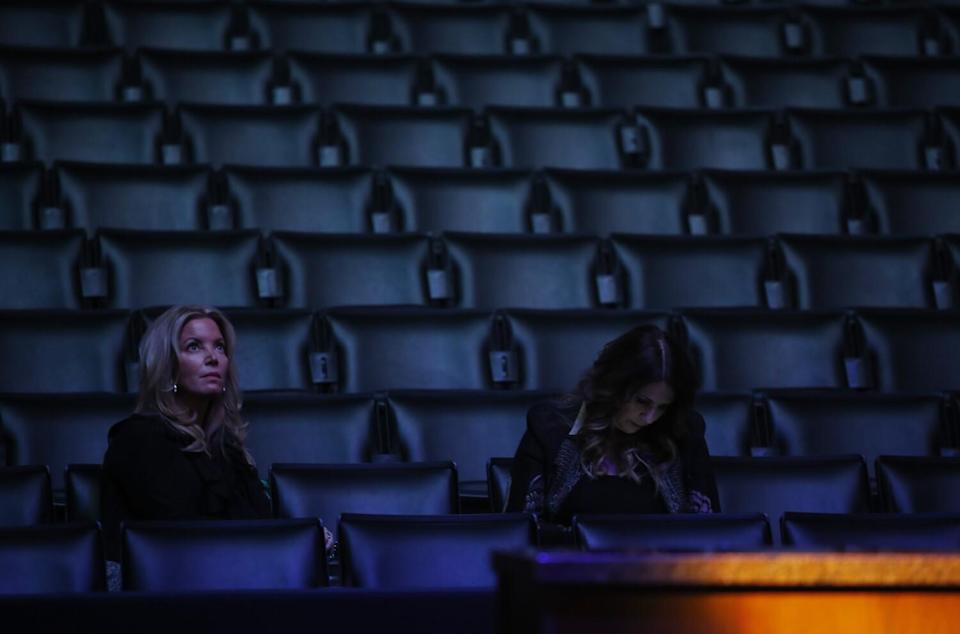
[558,473,667,524]
[101,412,271,560]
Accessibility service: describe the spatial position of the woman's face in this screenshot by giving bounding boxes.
[612,381,675,434]
[175,317,228,400]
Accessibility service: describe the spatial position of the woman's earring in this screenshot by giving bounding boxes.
[172,383,179,394]
[221,386,227,394]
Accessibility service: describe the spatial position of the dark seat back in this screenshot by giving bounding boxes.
[0,524,104,593]
[573,513,772,551]
[0,466,52,526]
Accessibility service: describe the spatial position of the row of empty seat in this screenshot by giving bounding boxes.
[8,48,960,111]
[6,2,960,58]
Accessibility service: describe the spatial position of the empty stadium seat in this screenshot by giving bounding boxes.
[664,6,798,57]
[573,513,772,551]
[0,311,133,394]
[122,519,327,591]
[243,393,379,479]
[720,57,857,109]
[487,458,513,513]
[634,109,776,171]
[322,308,496,392]
[701,170,849,236]
[339,513,536,588]
[443,233,604,309]
[0,394,134,491]
[55,162,212,235]
[219,309,319,391]
[288,53,420,107]
[778,235,939,309]
[856,309,960,392]
[503,309,672,391]
[0,47,123,103]
[248,1,373,54]
[543,169,690,236]
[695,392,757,457]
[865,57,960,109]
[782,512,960,550]
[138,49,276,107]
[179,104,322,168]
[0,163,42,231]
[680,310,853,391]
[433,55,567,109]
[610,235,771,309]
[935,108,960,170]
[334,105,473,168]
[0,230,85,309]
[225,166,373,234]
[576,55,709,110]
[271,462,458,534]
[96,230,267,309]
[861,171,960,236]
[103,0,240,51]
[387,167,533,234]
[805,6,945,58]
[0,466,52,527]
[877,456,960,513]
[64,464,101,523]
[13,102,166,166]
[0,2,88,48]
[0,524,105,593]
[487,107,629,170]
[527,4,654,56]
[389,3,517,55]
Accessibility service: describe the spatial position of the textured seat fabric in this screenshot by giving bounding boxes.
[720,58,854,109]
[139,49,275,107]
[0,163,42,230]
[665,6,794,57]
[0,230,85,309]
[249,2,372,54]
[65,464,102,524]
[861,171,960,235]
[573,513,772,552]
[0,2,87,48]
[122,519,327,591]
[877,456,960,513]
[781,512,960,550]
[0,524,105,593]
[577,56,709,110]
[695,392,756,457]
[103,1,236,51]
[527,5,653,56]
[0,47,123,103]
[339,513,536,589]
[288,53,419,107]
[271,463,457,534]
[0,466,52,527]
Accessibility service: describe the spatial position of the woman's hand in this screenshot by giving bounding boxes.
[323,526,335,551]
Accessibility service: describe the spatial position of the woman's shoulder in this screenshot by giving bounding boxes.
[526,399,580,437]
[107,411,183,447]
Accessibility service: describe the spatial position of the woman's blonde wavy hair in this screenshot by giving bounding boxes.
[571,325,698,490]
[135,305,252,465]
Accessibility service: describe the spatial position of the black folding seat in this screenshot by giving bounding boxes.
[487,457,512,513]
[433,55,567,109]
[0,311,133,394]
[712,456,870,542]
[543,169,690,236]
[55,162,212,235]
[760,391,952,478]
[573,513,772,551]
[138,49,275,107]
[805,6,946,58]
[122,519,327,591]
[0,163,42,230]
[720,58,856,110]
[271,232,432,308]
[271,463,457,536]
[288,53,420,107]
[179,104,322,168]
[0,47,123,103]
[576,55,709,110]
[782,512,960,550]
[487,107,629,171]
[680,310,853,391]
[0,394,135,493]
[777,235,939,310]
[701,170,848,237]
[610,235,772,309]
[503,309,672,391]
[322,308,495,392]
[12,102,166,166]
[387,167,532,234]
[388,3,516,55]
[443,233,604,310]
[339,513,536,588]
[386,391,548,499]
[856,309,960,392]
[103,1,240,52]
[248,1,373,55]
[219,309,319,391]
[877,456,960,513]
[0,2,88,48]
[0,524,105,593]
[244,393,379,479]
[0,230,85,309]
[634,109,776,171]
[225,166,373,234]
[865,57,960,109]
[334,105,473,169]
[786,109,938,171]
[65,464,101,523]
[0,466,52,527]
[527,4,654,56]
[664,6,798,57]
[861,171,960,236]
[937,109,960,169]
[695,392,757,458]
[96,230,267,309]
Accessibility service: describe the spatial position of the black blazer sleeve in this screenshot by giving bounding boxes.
[682,411,721,513]
[505,402,574,514]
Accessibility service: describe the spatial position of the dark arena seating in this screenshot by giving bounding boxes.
[3,2,960,632]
